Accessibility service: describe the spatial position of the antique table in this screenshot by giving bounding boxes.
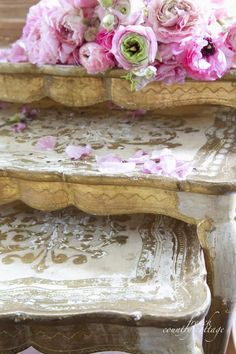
[0,66,235,354]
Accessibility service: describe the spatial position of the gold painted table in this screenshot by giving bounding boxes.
[0,65,235,354]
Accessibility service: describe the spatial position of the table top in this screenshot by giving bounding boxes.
[0,104,235,195]
[0,202,209,325]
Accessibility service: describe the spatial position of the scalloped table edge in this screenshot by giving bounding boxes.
[0,64,236,109]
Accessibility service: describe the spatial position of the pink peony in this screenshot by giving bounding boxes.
[22,0,87,65]
[111,25,158,70]
[22,1,60,65]
[147,0,209,43]
[79,42,115,73]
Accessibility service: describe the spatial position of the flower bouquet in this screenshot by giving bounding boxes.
[0,0,236,91]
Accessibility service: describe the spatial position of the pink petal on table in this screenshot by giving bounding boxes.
[12,122,27,133]
[21,106,39,119]
[0,101,9,110]
[65,145,92,160]
[36,136,57,151]
[159,154,177,175]
[96,154,122,165]
[129,109,147,119]
[97,154,136,174]
[129,150,150,165]
[176,161,193,179]
[142,160,162,175]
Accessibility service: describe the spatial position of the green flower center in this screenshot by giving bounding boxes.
[121,34,148,65]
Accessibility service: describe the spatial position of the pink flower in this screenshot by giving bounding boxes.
[155,42,186,84]
[155,63,186,84]
[96,29,115,50]
[79,42,115,74]
[22,0,87,65]
[96,154,136,174]
[182,36,229,80]
[147,0,209,43]
[65,144,92,159]
[12,122,27,133]
[226,23,236,68]
[111,25,157,70]
[107,0,146,26]
[22,1,59,65]
[36,136,57,151]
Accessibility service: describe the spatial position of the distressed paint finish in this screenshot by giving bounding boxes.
[0,64,236,110]
[0,203,208,354]
[0,104,235,353]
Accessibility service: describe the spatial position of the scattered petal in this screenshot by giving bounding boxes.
[0,101,10,110]
[36,136,57,151]
[129,109,147,119]
[21,105,39,119]
[12,122,27,133]
[65,144,92,160]
[143,160,162,175]
[176,160,194,179]
[129,150,150,164]
[96,154,136,174]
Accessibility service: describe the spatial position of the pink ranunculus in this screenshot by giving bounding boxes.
[79,42,115,74]
[96,29,115,50]
[109,0,146,26]
[147,0,209,43]
[111,25,158,70]
[226,23,236,68]
[155,63,186,84]
[155,42,186,84]
[182,36,229,81]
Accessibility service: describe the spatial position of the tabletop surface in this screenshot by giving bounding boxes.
[0,103,235,195]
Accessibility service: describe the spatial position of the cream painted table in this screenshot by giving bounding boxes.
[0,65,235,354]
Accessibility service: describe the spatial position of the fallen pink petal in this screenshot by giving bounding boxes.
[36,136,57,151]
[65,145,92,160]
[129,109,147,119]
[12,122,27,133]
[143,160,162,175]
[129,150,150,164]
[97,154,136,174]
[21,105,39,119]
